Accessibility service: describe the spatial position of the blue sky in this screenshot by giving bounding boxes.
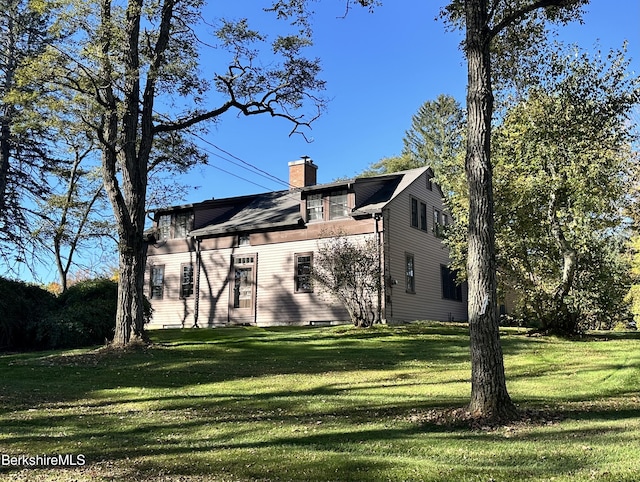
[180,0,640,203]
[10,0,639,283]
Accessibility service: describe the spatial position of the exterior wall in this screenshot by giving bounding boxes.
[145,168,467,329]
[383,171,468,323]
[145,225,377,329]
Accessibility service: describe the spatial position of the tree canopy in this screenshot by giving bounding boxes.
[17,0,329,344]
[493,46,638,333]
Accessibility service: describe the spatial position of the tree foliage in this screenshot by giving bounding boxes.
[0,0,57,266]
[312,234,381,328]
[19,0,328,345]
[361,94,464,179]
[491,46,639,334]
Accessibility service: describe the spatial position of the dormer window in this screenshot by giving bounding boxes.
[329,190,348,219]
[306,193,323,221]
[158,214,171,241]
[305,190,350,222]
[156,210,193,240]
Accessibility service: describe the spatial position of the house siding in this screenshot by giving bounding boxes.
[146,230,380,329]
[383,171,468,323]
[145,166,467,329]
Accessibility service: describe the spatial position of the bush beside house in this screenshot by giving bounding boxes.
[0,277,148,352]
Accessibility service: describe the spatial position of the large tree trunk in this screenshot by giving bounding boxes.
[464,0,517,421]
[0,117,10,213]
[113,230,147,345]
[100,0,152,346]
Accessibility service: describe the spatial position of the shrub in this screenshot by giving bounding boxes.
[39,278,118,349]
[1,276,152,352]
[0,278,57,351]
[312,234,381,328]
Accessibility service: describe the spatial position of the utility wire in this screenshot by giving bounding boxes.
[192,132,294,189]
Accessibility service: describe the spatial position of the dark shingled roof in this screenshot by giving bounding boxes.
[189,190,303,237]
[153,167,431,238]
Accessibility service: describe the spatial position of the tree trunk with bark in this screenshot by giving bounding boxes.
[97,0,154,346]
[464,0,517,421]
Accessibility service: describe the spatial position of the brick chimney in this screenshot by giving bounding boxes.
[288,156,317,189]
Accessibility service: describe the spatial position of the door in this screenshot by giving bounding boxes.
[229,254,257,324]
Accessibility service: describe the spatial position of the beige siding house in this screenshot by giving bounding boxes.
[144,159,467,328]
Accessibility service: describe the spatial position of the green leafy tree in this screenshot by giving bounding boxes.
[440,0,588,421]
[361,94,464,179]
[0,0,56,265]
[627,236,640,325]
[492,47,638,334]
[21,0,328,345]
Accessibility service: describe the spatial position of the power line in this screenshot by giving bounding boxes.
[191,133,294,189]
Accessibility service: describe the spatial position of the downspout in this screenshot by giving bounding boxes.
[193,237,201,328]
[374,212,383,323]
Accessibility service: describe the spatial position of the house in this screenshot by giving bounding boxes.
[144,158,468,328]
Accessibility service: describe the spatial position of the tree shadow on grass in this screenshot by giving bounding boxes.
[0,402,601,482]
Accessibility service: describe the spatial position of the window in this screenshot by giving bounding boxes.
[150,265,164,299]
[427,171,434,191]
[156,211,193,240]
[306,190,350,221]
[180,263,194,298]
[294,253,313,293]
[411,198,427,232]
[329,190,348,219]
[441,266,462,301]
[306,193,323,221]
[174,212,191,238]
[238,234,250,246]
[158,214,171,241]
[405,254,415,293]
[420,202,428,231]
[433,208,445,238]
[411,198,418,228]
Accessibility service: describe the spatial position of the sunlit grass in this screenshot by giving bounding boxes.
[1,322,639,481]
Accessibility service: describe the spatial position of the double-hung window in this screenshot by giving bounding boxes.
[411,198,428,232]
[411,198,419,228]
[150,265,165,299]
[157,211,193,240]
[433,208,446,238]
[294,253,313,293]
[406,253,415,294]
[158,214,171,241]
[306,193,323,221]
[441,266,462,301]
[174,212,191,238]
[306,190,350,221]
[329,190,348,219]
[419,202,427,231]
[180,263,194,298]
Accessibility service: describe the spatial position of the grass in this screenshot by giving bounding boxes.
[0,322,639,481]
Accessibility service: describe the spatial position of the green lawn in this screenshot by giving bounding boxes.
[1,322,639,481]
